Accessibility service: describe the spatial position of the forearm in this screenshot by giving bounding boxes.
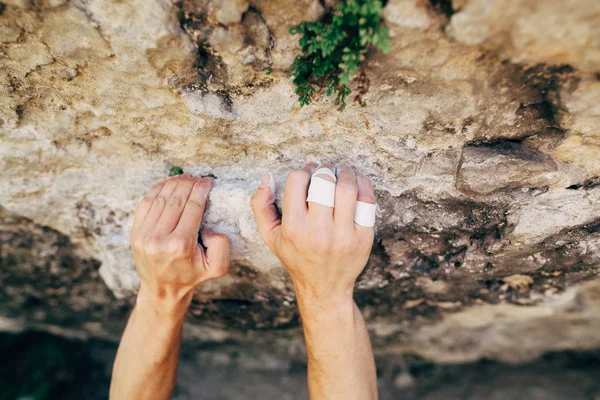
[297,292,377,400]
[110,287,190,400]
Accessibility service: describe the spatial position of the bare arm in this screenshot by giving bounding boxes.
[297,296,376,399]
[251,163,378,400]
[110,174,230,400]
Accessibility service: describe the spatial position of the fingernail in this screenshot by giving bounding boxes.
[356,173,365,190]
[268,173,276,196]
[259,173,270,189]
[259,173,275,203]
[196,180,211,193]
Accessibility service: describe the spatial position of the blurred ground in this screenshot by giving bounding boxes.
[2,331,600,400]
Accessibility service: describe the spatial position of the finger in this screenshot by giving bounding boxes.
[140,177,181,235]
[250,172,281,248]
[333,165,358,230]
[355,172,376,238]
[155,175,199,235]
[308,163,335,226]
[282,162,317,224]
[172,178,213,238]
[195,229,230,280]
[132,181,165,234]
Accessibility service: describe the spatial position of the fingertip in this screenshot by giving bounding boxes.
[203,231,231,277]
[313,164,336,183]
[318,162,334,171]
[203,176,214,187]
[252,175,274,210]
[202,228,230,246]
[337,164,357,179]
[194,177,213,194]
[201,228,214,241]
[301,162,318,177]
[258,172,276,198]
[356,173,376,204]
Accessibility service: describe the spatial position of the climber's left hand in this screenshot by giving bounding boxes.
[130,174,230,317]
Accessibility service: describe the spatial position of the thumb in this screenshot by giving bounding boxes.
[197,229,230,280]
[250,172,281,248]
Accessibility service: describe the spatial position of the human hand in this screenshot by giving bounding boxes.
[130,174,230,317]
[250,163,376,307]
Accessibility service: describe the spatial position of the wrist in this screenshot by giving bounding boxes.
[136,284,194,323]
[294,285,355,322]
[293,277,354,306]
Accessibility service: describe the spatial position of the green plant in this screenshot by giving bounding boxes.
[169,166,184,176]
[289,0,390,109]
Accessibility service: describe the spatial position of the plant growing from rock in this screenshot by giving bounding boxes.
[169,166,184,176]
[289,0,390,109]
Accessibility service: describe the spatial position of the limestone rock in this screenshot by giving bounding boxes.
[456,142,579,195]
[215,0,250,25]
[447,0,600,72]
[252,0,324,69]
[0,0,600,365]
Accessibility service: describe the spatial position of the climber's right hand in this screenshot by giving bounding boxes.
[250,163,376,307]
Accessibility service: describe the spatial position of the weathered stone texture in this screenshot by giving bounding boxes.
[0,0,599,364]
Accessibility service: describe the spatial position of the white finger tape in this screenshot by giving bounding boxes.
[306,177,336,207]
[354,201,376,227]
[313,167,337,182]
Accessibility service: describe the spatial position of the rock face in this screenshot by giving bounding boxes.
[0,0,599,364]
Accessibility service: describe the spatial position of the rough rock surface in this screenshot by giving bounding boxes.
[1,0,599,365]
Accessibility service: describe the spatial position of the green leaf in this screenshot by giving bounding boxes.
[288,0,389,108]
[169,166,183,176]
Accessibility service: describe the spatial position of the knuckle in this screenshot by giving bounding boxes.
[145,235,163,256]
[154,194,168,208]
[309,230,333,252]
[131,236,145,252]
[139,196,154,208]
[186,197,205,211]
[281,222,299,240]
[167,234,192,255]
[167,195,185,209]
[336,180,357,194]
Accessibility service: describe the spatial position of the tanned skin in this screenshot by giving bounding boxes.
[251,163,378,400]
[110,174,230,400]
[110,163,378,400]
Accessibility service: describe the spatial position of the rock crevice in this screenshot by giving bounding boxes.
[0,0,599,364]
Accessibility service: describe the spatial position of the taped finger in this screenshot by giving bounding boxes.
[354,201,376,227]
[306,167,337,208]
